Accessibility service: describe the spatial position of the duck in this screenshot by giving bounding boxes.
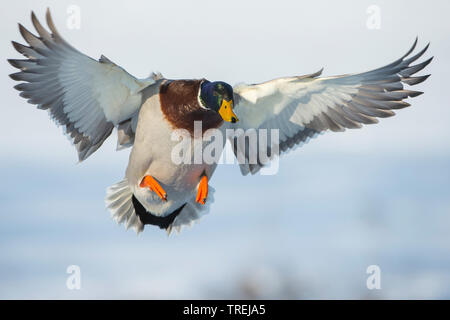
[9,9,432,234]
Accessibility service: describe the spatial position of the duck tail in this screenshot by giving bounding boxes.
[167,185,216,235]
[105,179,144,234]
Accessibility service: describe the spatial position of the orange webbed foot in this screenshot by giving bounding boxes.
[196,176,208,205]
[140,175,167,201]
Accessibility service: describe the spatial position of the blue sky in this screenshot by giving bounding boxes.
[1,0,449,299]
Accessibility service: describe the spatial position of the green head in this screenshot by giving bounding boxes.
[200,81,239,123]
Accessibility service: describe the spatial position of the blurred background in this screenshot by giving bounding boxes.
[1,0,449,299]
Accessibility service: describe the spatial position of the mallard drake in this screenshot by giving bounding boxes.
[9,10,432,233]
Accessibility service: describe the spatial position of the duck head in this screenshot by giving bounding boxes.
[199,81,239,123]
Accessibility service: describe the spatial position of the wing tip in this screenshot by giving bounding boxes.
[31,10,52,40]
[11,41,27,54]
[402,74,431,86]
[313,68,324,78]
[9,72,23,81]
[18,23,39,45]
[402,37,418,59]
[408,90,424,98]
[45,7,52,20]
[45,7,59,37]
[7,58,21,69]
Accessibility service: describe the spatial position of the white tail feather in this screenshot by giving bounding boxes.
[105,179,144,234]
[105,179,215,235]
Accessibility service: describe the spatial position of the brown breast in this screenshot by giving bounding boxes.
[159,79,223,136]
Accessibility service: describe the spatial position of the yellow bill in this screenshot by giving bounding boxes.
[218,99,239,123]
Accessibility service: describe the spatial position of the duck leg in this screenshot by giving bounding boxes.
[195,175,208,205]
[140,175,167,201]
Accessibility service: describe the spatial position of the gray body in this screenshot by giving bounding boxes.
[106,81,223,233]
[127,81,220,217]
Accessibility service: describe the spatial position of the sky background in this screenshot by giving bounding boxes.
[1,0,449,299]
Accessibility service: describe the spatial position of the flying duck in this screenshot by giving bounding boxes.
[9,10,432,234]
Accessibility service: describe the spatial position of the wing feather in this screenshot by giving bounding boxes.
[9,9,157,161]
[232,39,432,175]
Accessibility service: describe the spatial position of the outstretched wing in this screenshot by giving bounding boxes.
[8,9,157,161]
[231,39,432,175]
